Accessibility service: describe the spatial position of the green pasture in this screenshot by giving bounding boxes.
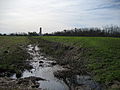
[41,36,120,83]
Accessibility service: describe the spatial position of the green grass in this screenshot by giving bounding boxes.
[0,36,30,76]
[0,36,29,52]
[1,36,119,86]
[40,36,120,84]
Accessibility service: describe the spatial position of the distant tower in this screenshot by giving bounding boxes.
[39,27,42,35]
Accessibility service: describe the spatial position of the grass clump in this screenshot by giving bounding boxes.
[39,36,120,84]
[0,36,31,77]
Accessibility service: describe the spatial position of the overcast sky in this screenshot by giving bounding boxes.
[0,0,120,34]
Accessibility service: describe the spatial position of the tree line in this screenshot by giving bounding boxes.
[0,32,39,36]
[0,25,120,37]
[44,25,120,37]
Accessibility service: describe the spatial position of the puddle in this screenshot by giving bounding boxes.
[11,44,102,90]
[11,45,69,90]
[62,75,102,90]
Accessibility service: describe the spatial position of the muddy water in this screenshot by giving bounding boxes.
[11,45,101,90]
[12,45,69,90]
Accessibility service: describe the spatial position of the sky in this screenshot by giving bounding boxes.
[0,0,120,34]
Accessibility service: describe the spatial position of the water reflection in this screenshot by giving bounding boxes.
[11,45,102,90]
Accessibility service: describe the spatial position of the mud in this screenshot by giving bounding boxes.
[0,44,102,90]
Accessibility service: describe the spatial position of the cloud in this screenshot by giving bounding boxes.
[87,1,120,11]
[0,0,120,33]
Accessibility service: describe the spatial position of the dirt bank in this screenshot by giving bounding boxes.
[0,36,33,77]
[0,76,45,90]
[34,38,90,75]
[32,37,120,90]
[0,45,33,77]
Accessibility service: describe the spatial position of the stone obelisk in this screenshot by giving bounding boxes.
[39,27,42,36]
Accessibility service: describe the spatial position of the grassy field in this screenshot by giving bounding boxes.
[0,36,120,88]
[40,36,120,84]
[0,36,31,76]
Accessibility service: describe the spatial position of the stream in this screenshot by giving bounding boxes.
[11,44,102,90]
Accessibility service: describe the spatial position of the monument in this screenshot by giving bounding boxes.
[39,27,42,36]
